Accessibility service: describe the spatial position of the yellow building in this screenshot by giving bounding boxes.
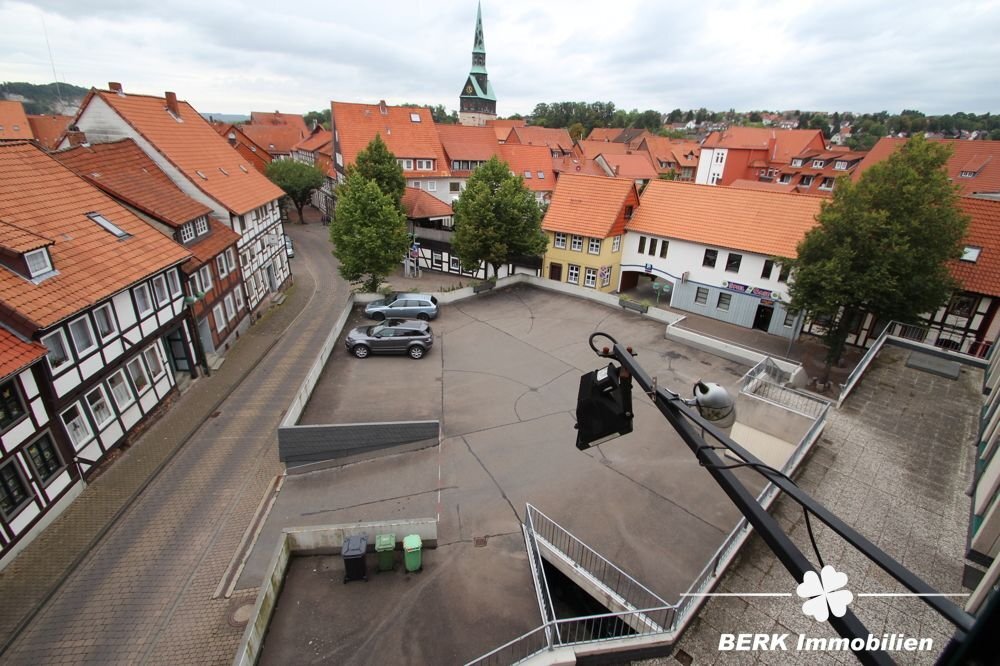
[541,173,639,293]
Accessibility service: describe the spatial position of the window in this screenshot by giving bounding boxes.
[195,217,209,235]
[432,251,443,267]
[451,160,460,170]
[410,181,421,189]
[213,304,226,333]
[134,284,153,315]
[216,255,229,278]
[659,240,669,259]
[725,253,742,273]
[523,170,532,179]
[427,181,437,192]
[553,232,566,249]
[949,295,976,319]
[834,160,848,170]
[0,462,30,517]
[144,346,165,380]
[819,177,835,190]
[152,275,169,305]
[791,158,803,168]
[799,175,814,187]
[703,249,717,268]
[86,386,114,428]
[960,170,977,178]
[648,238,658,256]
[710,173,721,185]
[398,159,414,170]
[812,160,825,168]
[410,112,421,122]
[27,435,62,483]
[234,286,245,311]
[784,310,798,327]
[612,235,621,252]
[68,316,97,356]
[695,287,709,305]
[588,238,602,254]
[584,267,597,288]
[224,295,236,321]
[87,212,129,238]
[761,259,774,280]
[638,236,647,254]
[961,246,982,263]
[108,370,134,409]
[717,293,732,311]
[779,174,792,184]
[570,235,584,251]
[449,182,461,192]
[778,264,791,282]
[537,171,545,179]
[567,264,580,284]
[199,265,213,293]
[624,206,634,220]
[714,152,725,164]
[42,330,70,371]
[0,379,26,431]
[167,270,182,297]
[416,159,433,170]
[61,405,92,449]
[450,256,461,271]
[24,248,53,277]
[225,250,236,273]
[126,357,150,394]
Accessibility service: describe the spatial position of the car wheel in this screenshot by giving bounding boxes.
[417,313,430,321]
[408,345,425,359]
[372,312,385,321]
[353,344,370,359]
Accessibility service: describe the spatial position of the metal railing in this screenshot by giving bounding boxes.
[741,357,827,419]
[526,505,670,618]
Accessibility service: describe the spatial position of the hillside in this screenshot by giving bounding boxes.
[1,81,89,115]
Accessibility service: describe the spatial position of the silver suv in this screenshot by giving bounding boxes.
[345,319,433,359]
[364,293,439,321]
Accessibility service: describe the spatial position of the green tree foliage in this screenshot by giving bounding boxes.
[788,136,968,380]
[1,81,88,114]
[264,160,326,223]
[349,134,405,210]
[401,103,458,124]
[329,173,409,292]
[568,122,585,141]
[633,109,665,131]
[303,108,331,130]
[452,156,547,279]
[667,108,684,122]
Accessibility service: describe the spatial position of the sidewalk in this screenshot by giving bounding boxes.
[0,279,310,651]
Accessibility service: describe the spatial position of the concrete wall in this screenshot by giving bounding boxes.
[233,518,437,666]
[278,420,439,466]
[665,321,800,375]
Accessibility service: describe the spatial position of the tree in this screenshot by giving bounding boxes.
[787,136,968,381]
[452,156,548,279]
[632,109,664,131]
[568,122,585,141]
[265,160,326,223]
[350,134,405,209]
[303,108,331,129]
[329,172,409,292]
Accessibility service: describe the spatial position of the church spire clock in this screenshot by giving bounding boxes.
[459,1,497,127]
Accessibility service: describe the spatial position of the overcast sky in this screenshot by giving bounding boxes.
[2,0,999,117]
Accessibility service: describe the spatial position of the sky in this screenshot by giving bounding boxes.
[2,0,999,117]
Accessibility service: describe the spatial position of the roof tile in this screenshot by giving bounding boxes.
[953,198,1000,296]
[0,101,33,142]
[0,327,47,381]
[542,173,636,238]
[331,101,450,177]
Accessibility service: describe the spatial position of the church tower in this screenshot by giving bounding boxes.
[458,2,497,127]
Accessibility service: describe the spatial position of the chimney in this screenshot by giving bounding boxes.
[108,82,123,94]
[614,165,620,176]
[165,91,179,117]
[379,100,388,116]
[227,131,237,147]
[65,129,87,148]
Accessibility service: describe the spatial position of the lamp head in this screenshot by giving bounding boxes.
[692,381,736,428]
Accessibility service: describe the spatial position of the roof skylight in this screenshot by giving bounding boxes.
[86,212,130,239]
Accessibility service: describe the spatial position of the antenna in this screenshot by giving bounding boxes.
[40,12,64,108]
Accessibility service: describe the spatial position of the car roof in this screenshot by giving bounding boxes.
[394,293,433,300]
[378,319,428,330]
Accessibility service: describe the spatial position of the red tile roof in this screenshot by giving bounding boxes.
[185,219,241,272]
[87,90,285,215]
[331,101,450,178]
[552,155,605,177]
[586,128,621,142]
[0,142,191,329]
[728,179,795,193]
[211,122,272,174]
[599,153,658,180]
[26,114,72,150]
[0,218,53,254]
[627,180,823,258]
[499,144,556,192]
[0,327,47,381]
[402,188,453,219]
[239,124,308,155]
[576,139,631,160]
[703,127,826,165]
[542,173,637,238]
[485,119,526,128]
[436,124,498,163]
[856,137,1000,196]
[507,126,574,153]
[638,137,700,171]
[0,101,33,142]
[953,198,1000,297]
[53,139,212,228]
[293,129,332,153]
[249,111,309,135]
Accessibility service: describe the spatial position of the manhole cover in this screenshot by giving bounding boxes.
[228,603,254,627]
[474,536,488,547]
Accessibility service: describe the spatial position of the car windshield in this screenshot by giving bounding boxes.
[369,324,386,336]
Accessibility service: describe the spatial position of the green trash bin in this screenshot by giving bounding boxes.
[403,534,422,572]
[375,533,395,572]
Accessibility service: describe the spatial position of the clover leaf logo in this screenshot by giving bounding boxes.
[796,565,854,622]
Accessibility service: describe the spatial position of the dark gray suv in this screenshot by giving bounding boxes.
[364,293,439,321]
[345,319,433,359]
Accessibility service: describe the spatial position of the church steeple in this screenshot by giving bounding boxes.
[459,1,497,127]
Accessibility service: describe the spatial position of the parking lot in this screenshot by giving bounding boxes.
[253,285,766,662]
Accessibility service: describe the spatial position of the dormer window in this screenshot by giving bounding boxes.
[87,212,129,239]
[960,170,977,178]
[195,217,209,236]
[961,246,982,263]
[24,248,53,278]
[416,159,433,171]
[180,223,195,243]
[791,158,804,168]
[812,160,825,168]
[834,160,848,170]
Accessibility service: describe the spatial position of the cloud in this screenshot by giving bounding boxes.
[1,0,998,116]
